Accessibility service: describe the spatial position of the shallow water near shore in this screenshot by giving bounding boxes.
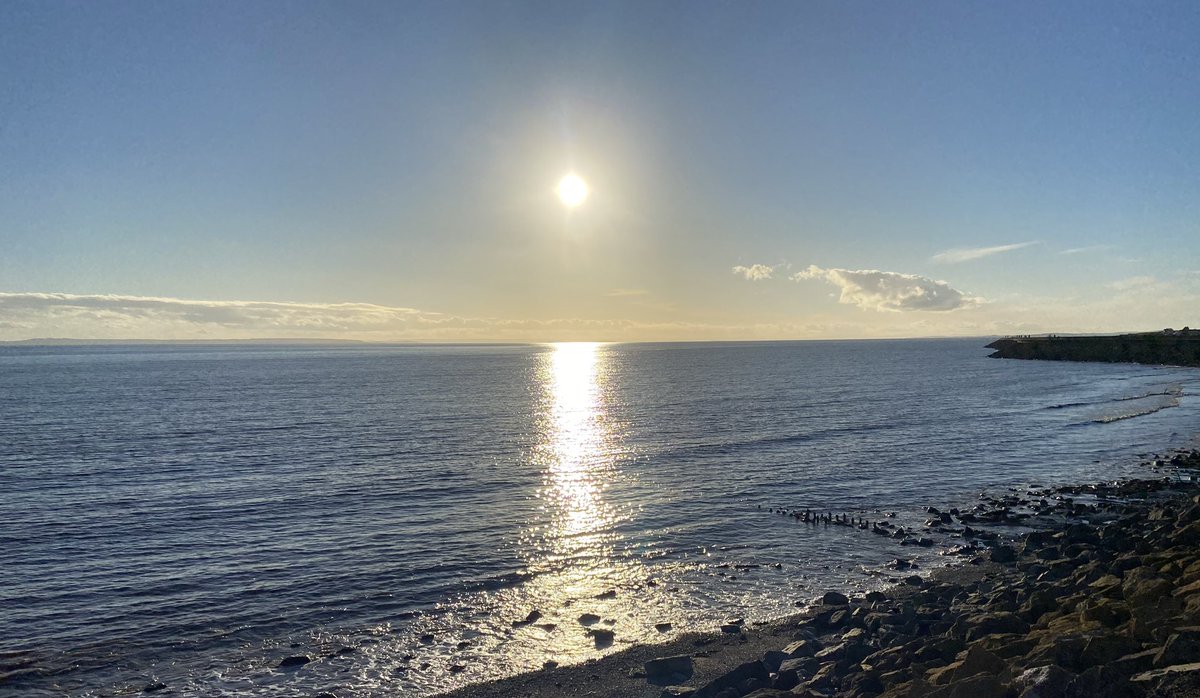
[2,339,1198,696]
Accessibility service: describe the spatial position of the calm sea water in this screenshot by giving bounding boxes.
[2,340,1198,696]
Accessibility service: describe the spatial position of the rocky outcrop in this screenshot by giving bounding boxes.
[642,450,1200,698]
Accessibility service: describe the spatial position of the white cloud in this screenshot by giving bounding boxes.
[1059,244,1113,256]
[732,264,776,281]
[931,241,1037,264]
[792,265,981,312]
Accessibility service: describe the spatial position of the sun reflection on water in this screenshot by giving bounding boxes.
[537,342,617,550]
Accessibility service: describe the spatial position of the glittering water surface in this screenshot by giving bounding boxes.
[1,340,1198,696]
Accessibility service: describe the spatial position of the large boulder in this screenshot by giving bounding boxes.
[1011,664,1074,698]
[644,655,694,685]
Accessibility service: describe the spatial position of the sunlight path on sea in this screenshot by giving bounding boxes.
[513,342,640,658]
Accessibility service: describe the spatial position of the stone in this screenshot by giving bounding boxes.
[578,613,602,625]
[762,650,789,672]
[956,612,1029,641]
[691,660,769,698]
[720,623,742,634]
[946,673,1008,698]
[655,622,673,632]
[1011,664,1073,698]
[1154,626,1200,668]
[990,545,1018,563]
[659,687,695,698]
[277,655,310,668]
[644,655,694,684]
[142,683,167,693]
[822,591,850,605]
[783,639,819,657]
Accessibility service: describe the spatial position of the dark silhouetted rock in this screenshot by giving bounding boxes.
[278,655,310,668]
[644,655,694,685]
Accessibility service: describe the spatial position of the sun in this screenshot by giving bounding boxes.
[555,173,589,208]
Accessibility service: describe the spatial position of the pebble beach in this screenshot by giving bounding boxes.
[439,449,1200,698]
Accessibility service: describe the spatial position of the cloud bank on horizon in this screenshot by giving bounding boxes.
[1,283,1197,343]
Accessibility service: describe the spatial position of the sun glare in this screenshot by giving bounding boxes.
[555,173,589,208]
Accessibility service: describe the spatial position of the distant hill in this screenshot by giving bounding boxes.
[986,329,1200,367]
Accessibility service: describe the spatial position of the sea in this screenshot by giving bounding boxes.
[1,339,1197,697]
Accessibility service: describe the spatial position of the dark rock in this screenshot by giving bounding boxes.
[1011,664,1073,698]
[955,612,1030,641]
[783,639,819,657]
[762,650,789,672]
[644,655,694,685]
[142,683,167,693]
[655,622,673,632]
[278,655,311,668]
[990,545,1018,563]
[578,613,602,625]
[1154,626,1200,668]
[720,623,742,634]
[692,660,769,698]
[822,591,850,605]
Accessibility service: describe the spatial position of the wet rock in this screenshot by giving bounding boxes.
[720,623,742,634]
[644,655,694,684]
[655,622,673,633]
[543,660,559,669]
[822,591,850,605]
[658,687,694,698]
[419,634,435,644]
[142,683,167,693]
[278,655,311,668]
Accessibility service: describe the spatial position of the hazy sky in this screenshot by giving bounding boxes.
[2,1,1197,341]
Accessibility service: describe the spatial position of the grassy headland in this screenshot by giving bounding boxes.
[987,331,1200,368]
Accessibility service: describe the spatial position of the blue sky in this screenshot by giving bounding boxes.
[1,1,1197,340]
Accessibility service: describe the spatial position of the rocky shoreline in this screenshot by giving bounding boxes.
[439,449,1200,698]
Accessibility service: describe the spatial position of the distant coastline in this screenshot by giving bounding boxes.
[987,329,1200,368]
[0,337,372,346]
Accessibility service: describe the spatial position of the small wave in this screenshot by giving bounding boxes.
[1089,397,1182,425]
[1047,386,1183,411]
